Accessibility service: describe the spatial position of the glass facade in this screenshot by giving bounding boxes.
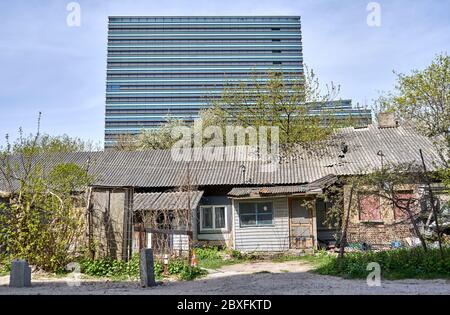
[104,16,372,147]
[105,16,304,147]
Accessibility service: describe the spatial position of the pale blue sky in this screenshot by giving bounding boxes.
[0,0,449,147]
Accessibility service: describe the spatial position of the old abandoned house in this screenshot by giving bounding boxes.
[0,120,447,259]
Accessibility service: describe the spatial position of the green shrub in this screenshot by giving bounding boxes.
[0,263,9,275]
[195,247,222,260]
[242,252,260,261]
[79,255,206,281]
[79,254,140,280]
[314,248,450,279]
[0,162,92,273]
[194,247,246,269]
[168,259,186,275]
[179,264,207,280]
[167,259,207,280]
[153,261,163,278]
[228,249,243,260]
[0,256,12,274]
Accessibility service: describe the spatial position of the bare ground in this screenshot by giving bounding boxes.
[1,261,449,295]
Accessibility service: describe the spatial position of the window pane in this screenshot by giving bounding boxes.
[215,207,226,229]
[202,207,213,229]
[257,202,272,214]
[240,214,257,226]
[239,203,256,215]
[257,214,273,225]
[316,200,327,228]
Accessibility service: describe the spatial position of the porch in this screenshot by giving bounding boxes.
[228,183,336,252]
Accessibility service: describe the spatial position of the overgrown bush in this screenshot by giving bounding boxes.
[80,254,140,280]
[0,261,10,275]
[195,246,222,260]
[80,255,206,281]
[0,161,92,273]
[178,264,207,280]
[314,248,450,279]
[228,249,243,260]
[0,125,96,273]
[193,246,250,269]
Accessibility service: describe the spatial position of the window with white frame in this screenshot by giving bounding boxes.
[239,201,273,227]
[200,206,227,231]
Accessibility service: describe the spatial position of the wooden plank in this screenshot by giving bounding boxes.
[289,198,315,249]
[233,197,290,252]
[134,226,193,237]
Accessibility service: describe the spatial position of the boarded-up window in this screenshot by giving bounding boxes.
[358,193,381,221]
[394,191,414,220]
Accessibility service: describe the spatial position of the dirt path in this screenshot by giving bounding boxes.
[1,261,449,295]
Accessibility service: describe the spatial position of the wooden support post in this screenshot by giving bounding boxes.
[339,183,355,259]
[85,187,94,260]
[419,149,444,258]
[140,248,156,287]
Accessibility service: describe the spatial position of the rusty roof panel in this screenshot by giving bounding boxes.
[228,185,307,197]
[133,191,204,211]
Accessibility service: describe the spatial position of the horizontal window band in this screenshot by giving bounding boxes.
[108,29,301,32]
[107,75,303,79]
[107,44,302,48]
[107,63,302,67]
[107,55,301,60]
[108,31,300,36]
[109,22,300,27]
[108,50,302,53]
[106,89,297,94]
[104,113,372,121]
[105,126,167,130]
[105,104,245,108]
[106,118,198,122]
[108,35,301,40]
[106,78,301,83]
[107,66,302,71]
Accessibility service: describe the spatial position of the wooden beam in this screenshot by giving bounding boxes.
[134,226,193,237]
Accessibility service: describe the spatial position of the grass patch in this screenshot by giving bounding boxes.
[195,247,245,270]
[198,257,241,270]
[79,254,206,281]
[79,254,140,281]
[271,248,450,280]
[197,247,326,271]
[312,248,450,280]
[270,253,326,266]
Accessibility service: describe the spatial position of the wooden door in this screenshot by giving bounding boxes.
[289,199,314,249]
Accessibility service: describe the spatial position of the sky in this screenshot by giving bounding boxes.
[0,0,449,148]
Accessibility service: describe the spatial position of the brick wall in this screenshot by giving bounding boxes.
[343,183,419,247]
[347,222,413,248]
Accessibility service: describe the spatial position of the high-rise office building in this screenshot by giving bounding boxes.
[104,16,371,147]
[105,16,304,147]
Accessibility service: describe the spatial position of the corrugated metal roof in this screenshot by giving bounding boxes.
[307,174,338,191]
[227,174,339,197]
[133,191,204,211]
[0,125,444,191]
[228,185,307,197]
[133,192,160,211]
